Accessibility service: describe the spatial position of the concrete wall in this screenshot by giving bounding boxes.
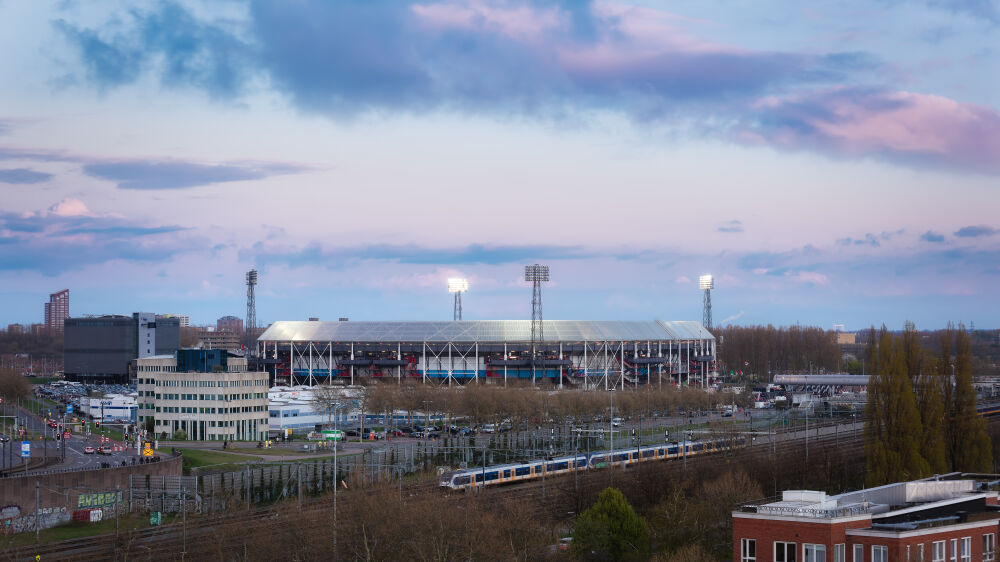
[0,454,182,524]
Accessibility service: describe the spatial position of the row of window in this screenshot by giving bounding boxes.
[139,378,266,387]
[154,405,267,414]
[149,393,267,401]
[153,417,268,427]
[741,535,991,562]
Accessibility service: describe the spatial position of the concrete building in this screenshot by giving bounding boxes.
[216,315,243,334]
[733,474,1000,562]
[157,314,190,328]
[78,394,138,423]
[64,313,181,383]
[196,328,242,351]
[44,289,69,334]
[136,349,269,441]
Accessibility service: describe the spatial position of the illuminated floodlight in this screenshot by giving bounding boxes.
[524,264,549,282]
[447,278,469,293]
[699,274,714,290]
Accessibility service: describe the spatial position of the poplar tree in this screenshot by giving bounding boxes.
[950,326,993,472]
[865,327,929,485]
[864,327,890,486]
[939,323,956,469]
[904,322,947,473]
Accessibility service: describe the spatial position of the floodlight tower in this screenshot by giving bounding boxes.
[246,269,258,355]
[699,274,714,329]
[524,264,549,381]
[447,278,468,321]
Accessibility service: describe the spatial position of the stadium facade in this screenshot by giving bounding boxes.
[257,320,717,390]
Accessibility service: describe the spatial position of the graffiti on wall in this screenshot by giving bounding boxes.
[77,491,123,508]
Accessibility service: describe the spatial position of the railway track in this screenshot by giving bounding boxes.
[11,413,1000,560]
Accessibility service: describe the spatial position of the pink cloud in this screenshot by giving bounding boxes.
[750,89,1000,174]
[411,0,567,42]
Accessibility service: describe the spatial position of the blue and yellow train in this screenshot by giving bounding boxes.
[440,437,744,490]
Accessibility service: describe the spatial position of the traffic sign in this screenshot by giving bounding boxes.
[322,430,343,441]
[149,512,161,525]
[66,404,74,414]
[63,431,71,440]
[20,441,30,458]
[142,443,154,457]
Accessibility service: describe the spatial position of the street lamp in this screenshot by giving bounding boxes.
[447,278,468,321]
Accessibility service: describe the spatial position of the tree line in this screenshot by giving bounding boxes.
[711,325,842,379]
[865,322,992,486]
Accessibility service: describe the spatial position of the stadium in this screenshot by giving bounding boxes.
[257,320,717,390]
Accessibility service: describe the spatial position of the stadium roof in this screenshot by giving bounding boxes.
[259,320,713,343]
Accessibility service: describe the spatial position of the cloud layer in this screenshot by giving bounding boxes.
[53,1,1000,175]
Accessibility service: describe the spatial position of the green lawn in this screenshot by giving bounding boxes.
[156,447,262,471]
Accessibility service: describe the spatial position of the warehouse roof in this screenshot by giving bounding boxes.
[258,320,713,343]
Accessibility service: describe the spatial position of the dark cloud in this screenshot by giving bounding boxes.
[0,168,53,184]
[718,220,744,233]
[920,230,946,243]
[954,225,999,237]
[56,2,874,117]
[83,160,308,190]
[0,208,194,275]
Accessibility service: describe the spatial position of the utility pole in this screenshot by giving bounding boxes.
[35,480,40,543]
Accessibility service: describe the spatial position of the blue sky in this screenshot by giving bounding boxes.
[1,0,998,330]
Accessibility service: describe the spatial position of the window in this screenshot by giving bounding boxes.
[871,546,887,562]
[959,537,970,562]
[917,544,924,562]
[854,544,864,562]
[804,544,826,562]
[741,539,756,562]
[950,539,957,562]
[775,541,797,562]
[985,534,996,562]
[834,544,845,562]
[932,541,945,562]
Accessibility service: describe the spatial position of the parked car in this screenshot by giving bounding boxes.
[344,429,360,437]
[389,429,406,437]
[611,417,623,427]
[83,446,95,454]
[0,434,9,443]
[456,427,473,436]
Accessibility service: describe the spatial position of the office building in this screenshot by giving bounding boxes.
[216,315,243,334]
[135,349,269,441]
[157,314,190,328]
[64,313,181,383]
[44,289,69,334]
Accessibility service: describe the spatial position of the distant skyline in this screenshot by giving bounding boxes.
[1,1,998,330]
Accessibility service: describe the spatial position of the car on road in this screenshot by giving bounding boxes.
[612,417,623,427]
[83,446,95,454]
[97,446,112,455]
[0,434,9,443]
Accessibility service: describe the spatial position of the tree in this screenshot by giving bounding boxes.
[950,326,993,472]
[0,368,30,401]
[904,322,947,474]
[571,487,650,561]
[865,327,929,486]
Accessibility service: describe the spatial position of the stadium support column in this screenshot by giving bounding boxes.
[658,341,662,389]
[620,342,625,390]
[604,342,609,391]
[422,343,427,385]
[350,343,354,386]
[308,343,314,387]
[474,343,479,385]
[583,341,588,389]
[397,343,401,384]
[448,342,453,388]
[329,344,333,385]
[290,343,295,385]
[503,343,507,387]
[558,342,563,390]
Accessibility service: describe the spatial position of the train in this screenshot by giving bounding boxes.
[440,436,745,490]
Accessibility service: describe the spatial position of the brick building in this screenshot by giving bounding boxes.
[44,289,69,334]
[734,474,1000,562]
